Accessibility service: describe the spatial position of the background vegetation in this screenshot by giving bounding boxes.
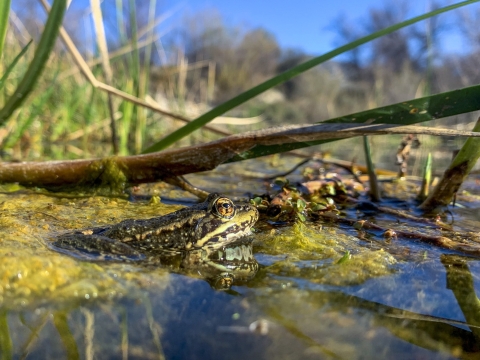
[2,0,480,175]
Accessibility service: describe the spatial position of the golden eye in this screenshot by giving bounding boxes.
[213,197,236,219]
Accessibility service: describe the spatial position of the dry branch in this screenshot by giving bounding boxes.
[0,123,479,190]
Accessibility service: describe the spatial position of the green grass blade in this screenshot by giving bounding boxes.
[321,83,480,126]
[417,153,432,201]
[0,0,11,58]
[0,310,13,360]
[53,312,80,360]
[420,118,480,210]
[363,136,381,201]
[142,0,480,153]
[120,79,134,155]
[128,0,143,153]
[0,39,32,91]
[136,0,156,154]
[227,83,480,161]
[3,83,55,149]
[0,0,66,126]
[115,0,126,42]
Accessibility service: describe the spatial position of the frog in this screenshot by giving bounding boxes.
[51,193,259,261]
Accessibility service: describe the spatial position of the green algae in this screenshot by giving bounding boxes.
[0,186,400,309]
[86,157,128,193]
[307,249,396,286]
[0,172,478,358]
[255,222,397,286]
[0,191,177,310]
[255,222,335,258]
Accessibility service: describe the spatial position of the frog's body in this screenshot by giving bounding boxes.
[52,193,259,260]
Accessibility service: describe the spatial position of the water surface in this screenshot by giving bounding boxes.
[1,160,479,359]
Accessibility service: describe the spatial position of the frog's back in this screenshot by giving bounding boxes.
[102,206,210,251]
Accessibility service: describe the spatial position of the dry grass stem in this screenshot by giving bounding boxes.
[9,9,32,43]
[57,34,161,81]
[39,0,226,136]
[90,0,118,153]
[66,112,122,141]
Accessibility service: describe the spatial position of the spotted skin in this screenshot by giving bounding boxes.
[52,193,259,259]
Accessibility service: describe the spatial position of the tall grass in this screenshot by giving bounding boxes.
[0,0,11,57]
[143,0,480,153]
[0,0,66,127]
[1,0,480,169]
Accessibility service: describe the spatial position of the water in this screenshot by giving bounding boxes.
[1,159,479,359]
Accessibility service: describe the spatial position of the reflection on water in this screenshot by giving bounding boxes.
[1,166,480,359]
[2,253,480,359]
[51,237,259,291]
[442,255,480,341]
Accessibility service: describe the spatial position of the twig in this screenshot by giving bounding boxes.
[263,158,311,180]
[163,176,209,200]
[318,212,480,256]
[1,123,480,190]
[347,197,452,231]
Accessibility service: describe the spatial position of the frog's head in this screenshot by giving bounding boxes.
[192,194,259,248]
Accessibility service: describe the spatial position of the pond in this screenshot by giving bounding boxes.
[0,158,479,359]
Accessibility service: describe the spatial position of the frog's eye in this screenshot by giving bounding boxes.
[212,197,236,219]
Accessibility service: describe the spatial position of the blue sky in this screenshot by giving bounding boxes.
[158,0,473,55]
[63,0,477,57]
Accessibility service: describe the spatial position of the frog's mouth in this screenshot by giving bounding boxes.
[194,221,255,248]
[193,206,258,248]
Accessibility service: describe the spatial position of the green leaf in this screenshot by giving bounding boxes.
[250,197,262,206]
[0,0,11,57]
[336,251,351,264]
[0,0,67,126]
[296,212,306,223]
[228,83,480,161]
[142,0,480,153]
[311,203,327,212]
[296,198,306,212]
[324,184,336,196]
[0,40,33,91]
